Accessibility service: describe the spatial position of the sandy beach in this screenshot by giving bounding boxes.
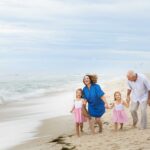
[7,74,150,150]
[10,111,150,150]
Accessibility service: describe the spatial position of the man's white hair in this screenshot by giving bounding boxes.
[127,70,136,77]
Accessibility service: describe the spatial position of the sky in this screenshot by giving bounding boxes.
[0,0,150,76]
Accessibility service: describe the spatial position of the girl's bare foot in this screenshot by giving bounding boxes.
[120,123,123,130]
[119,128,123,131]
[114,128,118,132]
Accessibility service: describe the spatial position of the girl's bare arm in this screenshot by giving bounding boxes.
[70,105,75,113]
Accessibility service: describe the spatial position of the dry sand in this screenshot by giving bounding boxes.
[9,75,150,150]
[10,109,150,150]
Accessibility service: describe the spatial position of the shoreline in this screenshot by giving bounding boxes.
[0,90,74,150]
[8,115,75,150]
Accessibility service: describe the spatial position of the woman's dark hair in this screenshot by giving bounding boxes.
[83,74,98,85]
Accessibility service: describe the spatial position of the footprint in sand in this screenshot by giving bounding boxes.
[61,146,76,150]
[109,143,120,150]
[137,148,144,150]
[147,137,150,141]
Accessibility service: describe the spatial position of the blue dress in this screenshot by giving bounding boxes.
[83,84,105,117]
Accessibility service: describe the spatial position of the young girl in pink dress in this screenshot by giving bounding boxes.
[111,91,129,131]
[70,88,86,137]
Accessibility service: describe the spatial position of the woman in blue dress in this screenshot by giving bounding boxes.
[83,74,109,134]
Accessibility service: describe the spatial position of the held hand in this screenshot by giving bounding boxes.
[147,99,150,106]
[105,103,111,109]
[126,96,130,103]
[109,103,114,109]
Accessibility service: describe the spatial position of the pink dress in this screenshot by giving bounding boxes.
[112,102,128,123]
[73,99,86,123]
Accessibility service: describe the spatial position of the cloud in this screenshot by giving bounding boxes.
[0,0,150,52]
[1,0,150,22]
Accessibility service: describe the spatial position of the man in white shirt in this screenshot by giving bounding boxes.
[126,70,150,129]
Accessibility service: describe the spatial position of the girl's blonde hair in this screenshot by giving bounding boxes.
[83,74,98,85]
[114,91,121,101]
[76,88,83,98]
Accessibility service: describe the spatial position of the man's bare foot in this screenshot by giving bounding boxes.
[133,122,137,128]
[138,127,146,130]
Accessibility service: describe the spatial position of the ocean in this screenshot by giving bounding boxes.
[0,74,81,104]
[0,72,122,104]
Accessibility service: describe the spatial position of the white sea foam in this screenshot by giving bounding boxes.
[0,91,74,150]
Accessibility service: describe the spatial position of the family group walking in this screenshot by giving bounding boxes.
[71,70,150,137]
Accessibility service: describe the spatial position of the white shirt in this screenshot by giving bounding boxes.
[74,99,83,109]
[115,103,124,111]
[128,74,150,103]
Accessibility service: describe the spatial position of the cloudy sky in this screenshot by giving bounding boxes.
[0,0,150,75]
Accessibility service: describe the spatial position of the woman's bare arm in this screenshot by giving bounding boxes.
[101,95,109,108]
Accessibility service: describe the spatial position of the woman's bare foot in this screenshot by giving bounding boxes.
[99,127,103,133]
